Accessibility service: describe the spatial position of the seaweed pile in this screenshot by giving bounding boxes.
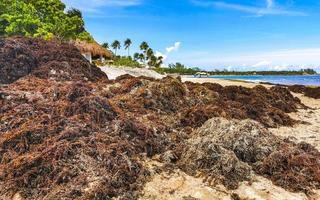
[288,85,320,99]
[180,118,320,192]
[0,37,107,84]
[0,37,319,199]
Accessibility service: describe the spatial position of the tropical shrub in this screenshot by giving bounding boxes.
[0,0,93,41]
[113,56,141,68]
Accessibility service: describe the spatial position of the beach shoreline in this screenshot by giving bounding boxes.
[182,74,320,87]
[182,76,271,88]
[141,76,320,200]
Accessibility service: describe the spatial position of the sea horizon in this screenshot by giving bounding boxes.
[208,74,320,86]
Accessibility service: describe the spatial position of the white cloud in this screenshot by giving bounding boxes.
[252,60,272,67]
[62,0,142,13]
[271,65,289,71]
[166,42,181,53]
[191,0,306,17]
[155,51,168,61]
[155,42,181,65]
[227,66,233,71]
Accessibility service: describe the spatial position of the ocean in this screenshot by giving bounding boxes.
[209,75,320,86]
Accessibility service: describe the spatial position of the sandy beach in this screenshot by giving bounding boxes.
[141,76,320,200]
[2,0,320,199]
[1,41,319,200]
[100,66,164,80]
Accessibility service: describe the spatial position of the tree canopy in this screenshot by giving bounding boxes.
[102,38,163,68]
[102,42,109,49]
[111,40,121,55]
[124,38,132,56]
[0,0,94,41]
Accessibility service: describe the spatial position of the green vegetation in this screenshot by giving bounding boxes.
[102,39,163,68]
[0,0,93,41]
[208,68,317,76]
[139,41,149,64]
[136,41,163,68]
[112,56,141,68]
[155,63,317,76]
[155,63,201,75]
[111,40,121,56]
[102,42,109,49]
[124,38,132,56]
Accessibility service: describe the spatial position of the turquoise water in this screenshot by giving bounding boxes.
[209,75,320,86]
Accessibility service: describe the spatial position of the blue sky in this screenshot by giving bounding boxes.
[62,0,320,71]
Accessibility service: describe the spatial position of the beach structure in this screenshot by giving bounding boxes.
[73,40,113,63]
[193,72,209,78]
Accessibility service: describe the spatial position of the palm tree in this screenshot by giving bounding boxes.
[140,41,149,52]
[111,40,121,56]
[133,52,140,61]
[148,55,157,67]
[146,48,154,60]
[146,48,154,67]
[138,53,145,63]
[139,42,150,65]
[124,38,132,57]
[102,42,109,49]
[156,56,163,68]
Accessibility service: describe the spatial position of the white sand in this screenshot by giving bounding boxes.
[100,66,164,80]
[141,169,313,200]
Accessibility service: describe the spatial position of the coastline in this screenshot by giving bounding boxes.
[182,74,320,87]
[182,76,272,88]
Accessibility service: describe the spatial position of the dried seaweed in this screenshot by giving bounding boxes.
[0,37,107,84]
[256,142,320,193]
[0,37,319,199]
[179,118,320,193]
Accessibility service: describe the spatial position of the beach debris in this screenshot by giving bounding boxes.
[288,85,320,99]
[0,37,319,199]
[0,36,107,84]
[256,141,320,193]
[179,118,320,193]
[181,83,305,128]
[180,138,252,189]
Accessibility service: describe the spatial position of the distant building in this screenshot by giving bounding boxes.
[73,40,112,63]
[193,72,209,78]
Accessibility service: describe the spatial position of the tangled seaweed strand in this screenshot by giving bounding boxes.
[256,142,320,193]
[179,118,320,193]
[0,37,319,199]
